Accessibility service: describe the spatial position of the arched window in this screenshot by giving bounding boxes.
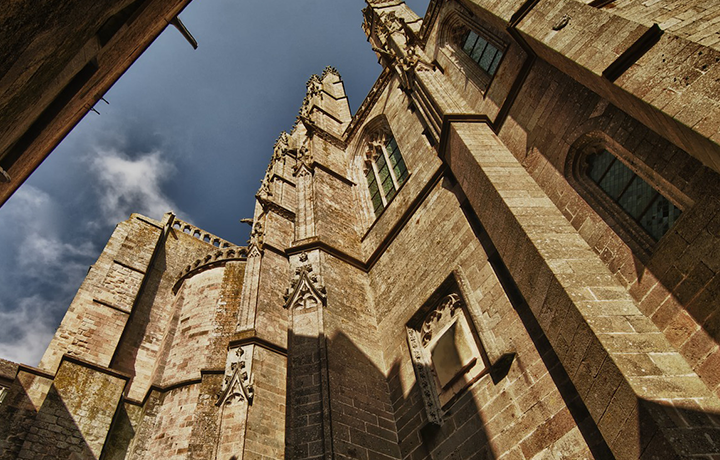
[364,131,408,218]
[438,11,507,93]
[586,149,682,240]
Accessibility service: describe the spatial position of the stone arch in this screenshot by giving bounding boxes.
[349,114,409,224]
[563,120,692,256]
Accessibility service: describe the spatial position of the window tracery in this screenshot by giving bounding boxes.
[460,29,503,78]
[364,130,408,217]
[586,149,682,241]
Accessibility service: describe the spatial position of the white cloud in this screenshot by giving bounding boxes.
[0,186,55,232]
[90,147,179,224]
[0,186,96,278]
[16,234,95,278]
[0,187,97,366]
[0,296,59,366]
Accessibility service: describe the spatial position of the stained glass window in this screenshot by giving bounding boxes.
[461,30,503,77]
[587,149,681,240]
[365,135,409,218]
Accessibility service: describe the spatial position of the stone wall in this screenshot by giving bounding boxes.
[0,358,127,460]
[493,32,720,401]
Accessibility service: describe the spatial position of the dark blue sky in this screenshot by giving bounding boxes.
[0,0,431,365]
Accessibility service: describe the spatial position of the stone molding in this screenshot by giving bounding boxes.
[406,327,444,425]
[229,330,288,357]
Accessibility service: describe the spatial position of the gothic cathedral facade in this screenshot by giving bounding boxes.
[2,1,720,459]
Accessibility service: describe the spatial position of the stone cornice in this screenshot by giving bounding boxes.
[173,247,248,291]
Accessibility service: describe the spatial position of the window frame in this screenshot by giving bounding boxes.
[406,279,489,425]
[439,14,508,94]
[586,149,682,242]
[0,384,8,405]
[364,132,409,218]
[460,29,504,79]
[570,137,690,256]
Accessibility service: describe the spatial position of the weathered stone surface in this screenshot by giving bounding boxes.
[3,0,720,459]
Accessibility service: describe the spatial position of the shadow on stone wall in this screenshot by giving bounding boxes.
[0,375,97,460]
[109,245,168,382]
[286,327,496,459]
[99,402,135,460]
[636,399,720,459]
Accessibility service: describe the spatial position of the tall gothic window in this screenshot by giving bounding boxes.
[587,149,682,240]
[365,134,408,217]
[461,29,503,78]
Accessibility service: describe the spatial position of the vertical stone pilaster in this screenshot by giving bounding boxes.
[214,345,253,459]
[294,152,316,242]
[284,250,331,459]
[237,216,265,332]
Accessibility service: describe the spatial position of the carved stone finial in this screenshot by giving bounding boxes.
[247,216,265,256]
[273,131,290,159]
[293,146,314,177]
[284,255,326,310]
[256,171,273,201]
[321,66,340,79]
[216,347,254,406]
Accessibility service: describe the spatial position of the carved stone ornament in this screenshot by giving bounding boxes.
[421,293,461,346]
[395,42,435,91]
[381,11,405,35]
[293,146,314,177]
[283,252,327,310]
[247,216,265,256]
[364,131,386,170]
[216,347,254,406]
[407,327,444,425]
[406,293,464,425]
[553,14,571,31]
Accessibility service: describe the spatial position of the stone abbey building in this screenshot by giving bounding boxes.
[2,0,720,459]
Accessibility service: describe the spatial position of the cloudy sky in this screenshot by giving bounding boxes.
[0,0,430,366]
